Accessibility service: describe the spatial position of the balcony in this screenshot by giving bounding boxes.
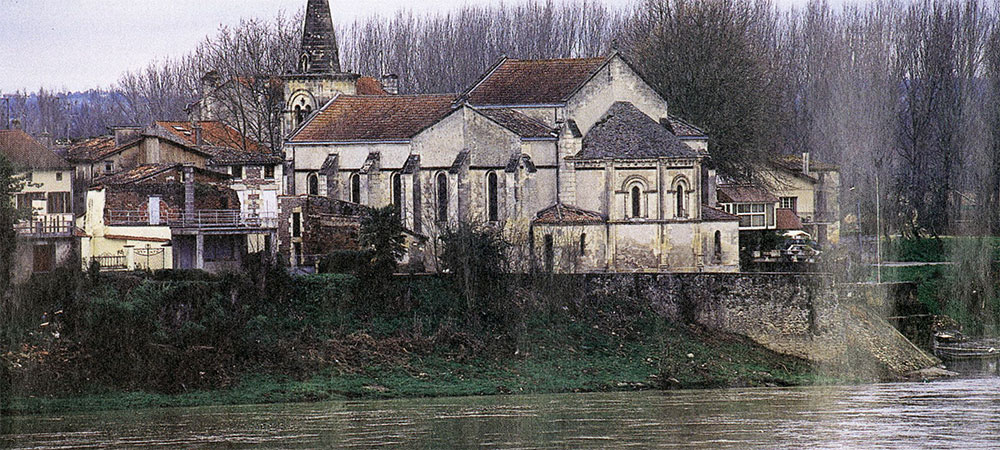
[105,209,278,229]
[15,217,74,238]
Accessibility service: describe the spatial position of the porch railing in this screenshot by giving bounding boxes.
[105,209,278,229]
[15,217,74,237]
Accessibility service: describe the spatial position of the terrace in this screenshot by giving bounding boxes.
[105,209,278,229]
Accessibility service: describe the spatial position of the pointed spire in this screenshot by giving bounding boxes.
[300,0,341,74]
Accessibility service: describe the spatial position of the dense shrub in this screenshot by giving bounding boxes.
[318,250,369,274]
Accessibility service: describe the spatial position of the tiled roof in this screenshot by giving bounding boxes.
[701,205,739,221]
[666,115,706,138]
[0,129,72,170]
[64,135,118,162]
[477,108,557,138]
[573,102,698,160]
[776,208,804,230]
[356,76,388,95]
[93,163,228,187]
[154,121,279,164]
[717,184,779,203]
[466,56,608,105]
[291,94,459,142]
[93,164,176,186]
[533,203,606,225]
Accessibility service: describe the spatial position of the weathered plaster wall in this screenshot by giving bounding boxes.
[565,56,670,136]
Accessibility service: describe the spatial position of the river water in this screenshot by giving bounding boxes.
[3,377,999,449]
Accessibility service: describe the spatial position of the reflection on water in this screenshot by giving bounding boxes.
[3,377,1000,449]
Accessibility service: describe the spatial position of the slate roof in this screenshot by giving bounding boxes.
[0,129,72,170]
[466,56,608,105]
[533,203,606,225]
[776,208,804,230]
[291,94,459,142]
[665,115,706,138]
[573,102,698,160]
[717,184,779,203]
[701,205,739,222]
[477,108,557,138]
[64,135,118,162]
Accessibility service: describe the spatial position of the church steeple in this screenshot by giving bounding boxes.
[299,0,341,74]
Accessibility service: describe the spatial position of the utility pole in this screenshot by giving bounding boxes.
[875,172,881,284]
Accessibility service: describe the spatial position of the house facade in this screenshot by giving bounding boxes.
[1,129,78,280]
[79,164,277,272]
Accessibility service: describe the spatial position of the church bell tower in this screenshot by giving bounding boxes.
[283,0,360,137]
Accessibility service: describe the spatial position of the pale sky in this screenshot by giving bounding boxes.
[0,0,811,93]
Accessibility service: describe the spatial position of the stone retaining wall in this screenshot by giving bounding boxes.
[576,273,937,377]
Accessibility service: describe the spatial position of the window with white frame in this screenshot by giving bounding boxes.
[735,203,767,227]
[780,196,797,212]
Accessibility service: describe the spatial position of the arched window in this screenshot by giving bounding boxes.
[293,105,303,128]
[299,53,310,72]
[676,184,686,218]
[350,173,361,203]
[307,173,319,196]
[487,171,498,222]
[579,233,587,256]
[714,230,723,262]
[391,173,402,209]
[436,173,448,222]
[630,185,642,218]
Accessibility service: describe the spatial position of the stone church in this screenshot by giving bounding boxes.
[281,0,740,273]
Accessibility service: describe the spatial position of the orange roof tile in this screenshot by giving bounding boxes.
[291,94,459,142]
[356,76,388,95]
[64,135,118,162]
[466,56,608,105]
[0,130,72,170]
[776,208,804,230]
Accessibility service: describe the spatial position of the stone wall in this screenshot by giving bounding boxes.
[577,273,937,377]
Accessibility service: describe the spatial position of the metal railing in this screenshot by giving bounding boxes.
[15,217,73,237]
[106,209,278,229]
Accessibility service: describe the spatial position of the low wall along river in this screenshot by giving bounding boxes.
[582,273,938,377]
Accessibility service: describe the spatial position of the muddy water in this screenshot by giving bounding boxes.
[3,377,1000,449]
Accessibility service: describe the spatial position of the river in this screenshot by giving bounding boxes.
[3,377,999,449]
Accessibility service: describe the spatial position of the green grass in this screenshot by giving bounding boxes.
[6,321,822,416]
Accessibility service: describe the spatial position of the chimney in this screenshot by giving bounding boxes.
[802,152,810,174]
[380,74,399,95]
[703,168,718,206]
[183,164,195,218]
[193,123,204,147]
[113,126,140,147]
[38,131,53,148]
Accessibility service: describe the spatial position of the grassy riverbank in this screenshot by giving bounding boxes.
[2,267,825,416]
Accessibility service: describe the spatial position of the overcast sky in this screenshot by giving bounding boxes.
[0,0,811,93]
